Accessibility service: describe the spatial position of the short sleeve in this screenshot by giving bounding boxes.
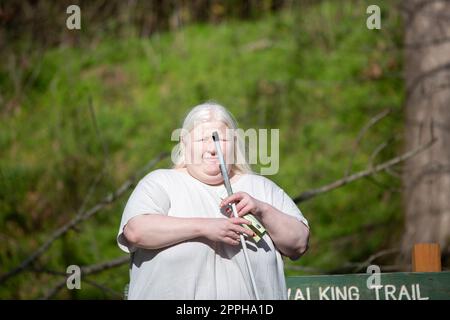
[270,182,309,228]
[117,173,170,253]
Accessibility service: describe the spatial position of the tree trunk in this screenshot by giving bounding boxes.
[401,0,450,267]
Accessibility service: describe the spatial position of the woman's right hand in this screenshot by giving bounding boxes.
[200,217,255,246]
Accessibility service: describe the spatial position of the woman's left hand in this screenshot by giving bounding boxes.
[220,192,266,218]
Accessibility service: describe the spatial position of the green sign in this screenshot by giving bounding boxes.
[286,272,450,300]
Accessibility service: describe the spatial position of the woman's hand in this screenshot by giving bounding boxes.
[200,217,255,246]
[221,193,310,260]
[220,192,266,218]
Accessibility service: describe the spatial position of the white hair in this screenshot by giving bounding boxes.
[171,101,254,175]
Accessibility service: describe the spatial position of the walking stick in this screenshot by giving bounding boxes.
[212,131,260,300]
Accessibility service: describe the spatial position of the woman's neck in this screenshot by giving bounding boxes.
[175,167,241,185]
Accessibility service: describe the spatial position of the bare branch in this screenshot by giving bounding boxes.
[40,279,67,300]
[81,255,130,274]
[82,278,123,298]
[294,133,437,203]
[286,248,404,274]
[350,248,400,273]
[365,136,403,192]
[39,255,130,300]
[0,152,169,285]
[332,263,411,274]
[369,137,395,168]
[32,269,123,299]
[75,98,110,220]
[345,108,392,177]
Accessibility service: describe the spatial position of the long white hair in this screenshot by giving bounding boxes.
[171,102,254,175]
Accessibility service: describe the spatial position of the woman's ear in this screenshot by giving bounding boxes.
[181,134,187,146]
[179,128,190,146]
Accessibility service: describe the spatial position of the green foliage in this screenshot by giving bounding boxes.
[0,0,404,298]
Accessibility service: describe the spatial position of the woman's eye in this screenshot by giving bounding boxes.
[194,137,228,142]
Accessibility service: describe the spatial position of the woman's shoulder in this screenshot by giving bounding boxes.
[140,168,178,185]
[244,172,280,189]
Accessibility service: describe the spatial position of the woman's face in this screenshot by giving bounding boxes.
[183,121,234,185]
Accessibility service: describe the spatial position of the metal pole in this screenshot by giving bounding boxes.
[212,131,260,300]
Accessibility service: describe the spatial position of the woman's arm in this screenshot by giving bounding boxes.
[123,214,255,250]
[257,203,310,261]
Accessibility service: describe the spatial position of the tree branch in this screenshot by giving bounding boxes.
[293,133,437,203]
[39,255,130,300]
[31,255,130,300]
[345,108,392,177]
[31,266,124,299]
[0,152,169,285]
[350,248,400,273]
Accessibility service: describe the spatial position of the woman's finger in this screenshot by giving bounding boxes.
[235,198,248,213]
[229,217,251,225]
[230,224,254,237]
[227,231,240,241]
[224,237,240,246]
[238,203,252,217]
[220,192,245,207]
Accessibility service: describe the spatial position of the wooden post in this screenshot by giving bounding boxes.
[412,243,441,272]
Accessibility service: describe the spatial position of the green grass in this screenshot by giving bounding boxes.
[0,0,404,298]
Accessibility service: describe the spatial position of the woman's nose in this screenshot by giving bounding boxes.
[206,139,216,154]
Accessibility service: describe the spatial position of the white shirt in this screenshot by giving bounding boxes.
[117,168,308,300]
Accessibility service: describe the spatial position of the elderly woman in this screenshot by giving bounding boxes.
[117,102,309,300]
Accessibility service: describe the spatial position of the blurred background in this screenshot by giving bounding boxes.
[1,0,449,299]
